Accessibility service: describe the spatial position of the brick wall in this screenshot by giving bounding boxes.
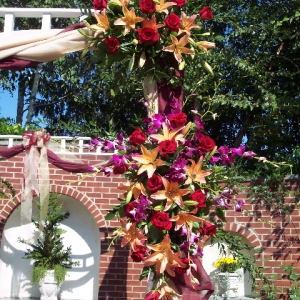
[0,150,299,299]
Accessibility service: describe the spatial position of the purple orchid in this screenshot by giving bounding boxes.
[235,200,245,212]
[230,145,246,156]
[243,151,256,159]
[152,114,166,129]
[215,188,232,208]
[165,158,187,183]
[102,167,113,177]
[101,140,116,152]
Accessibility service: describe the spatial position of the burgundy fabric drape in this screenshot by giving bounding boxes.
[0,145,94,173]
[157,59,184,114]
[0,145,24,159]
[0,23,86,71]
[172,258,214,300]
[47,149,94,173]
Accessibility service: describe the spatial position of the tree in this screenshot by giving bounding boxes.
[0,0,299,171]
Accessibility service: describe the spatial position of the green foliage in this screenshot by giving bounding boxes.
[19,193,79,286]
[280,264,300,300]
[0,177,16,199]
[211,230,275,297]
[32,265,48,286]
[0,118,24,134]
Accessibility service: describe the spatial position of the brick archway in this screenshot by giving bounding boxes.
[201,222,262,249]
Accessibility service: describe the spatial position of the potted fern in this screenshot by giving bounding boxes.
[19,193,79,299]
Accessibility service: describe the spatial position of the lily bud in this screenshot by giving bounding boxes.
[179,60,185,70]
[139,51,146,68]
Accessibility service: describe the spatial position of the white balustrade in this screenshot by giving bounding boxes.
[0,7,92,32]
[0,135,113,155]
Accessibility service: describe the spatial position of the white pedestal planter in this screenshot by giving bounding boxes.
[218,272,240,298]
[39,270,62,300]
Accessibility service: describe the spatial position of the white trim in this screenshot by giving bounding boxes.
[0,135,114,156]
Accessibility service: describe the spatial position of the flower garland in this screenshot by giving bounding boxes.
[81,0,216,81]
[95,107,257,298]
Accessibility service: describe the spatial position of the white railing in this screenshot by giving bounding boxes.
[0,135,114,155]
[0,7,92,32]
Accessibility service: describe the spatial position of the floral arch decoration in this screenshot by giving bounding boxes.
[0,1,283,299]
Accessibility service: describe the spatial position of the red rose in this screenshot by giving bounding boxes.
[93,0,108,10]
[125,202,135,218]
[137,27,159,44]
[139,0,156,13]
[200,221,217,236]
[145,291,160,300]
[198,136,216,152]
[168,112,187,128]
[173,0,186,6]
[190,190,206,208]
[164,14,181,31]
[131,245,146,262]
[113,163,129,175]
[175,257,189,274]
[199,6,213,20]
[150,211,172,231]
[129,128,147,146]
[148,174,163,191]
[159,139,177,155]
[104,37,121,54]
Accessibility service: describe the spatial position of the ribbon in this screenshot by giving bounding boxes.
[22,129,51,242]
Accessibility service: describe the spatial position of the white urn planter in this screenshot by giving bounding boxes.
[39,270,62,300]
[218,272,240,298]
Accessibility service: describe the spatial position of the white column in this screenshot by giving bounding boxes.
[4,13,15,32]
[41,13,52,30]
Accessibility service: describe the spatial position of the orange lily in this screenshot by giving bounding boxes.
[151,177,190,211]
[89,10,110,37]
[178,12,200,35]
[117,182,147,200]
[185,156,211,185]
[158,283,181,299]
[132,145,164,178]
[170,210,204,231]
[163,34,195,63]
[150,123,184,144]
[144,234,186,276]
[114,6,144,35]
[196,41,216,54]
[119,220,147,251]
[142,16,164,30]
[155,0,177,14]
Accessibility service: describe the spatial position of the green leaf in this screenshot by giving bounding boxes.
[129,53,135,71]
[125,189,133,204]
[105,212,116,220]
[215,208,226,222]
[214,35,224,41]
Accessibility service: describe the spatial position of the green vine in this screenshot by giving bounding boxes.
[211,230,277,299]
[0,177,16,199]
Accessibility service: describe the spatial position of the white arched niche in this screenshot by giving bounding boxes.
[202,232,254,298]
[0,194,100,300]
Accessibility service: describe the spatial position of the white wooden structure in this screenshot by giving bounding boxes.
[0,135,115,155]
[0,7,87,32]
[0,8,107,156]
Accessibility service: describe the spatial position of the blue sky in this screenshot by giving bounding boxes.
[0,89,18,120]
